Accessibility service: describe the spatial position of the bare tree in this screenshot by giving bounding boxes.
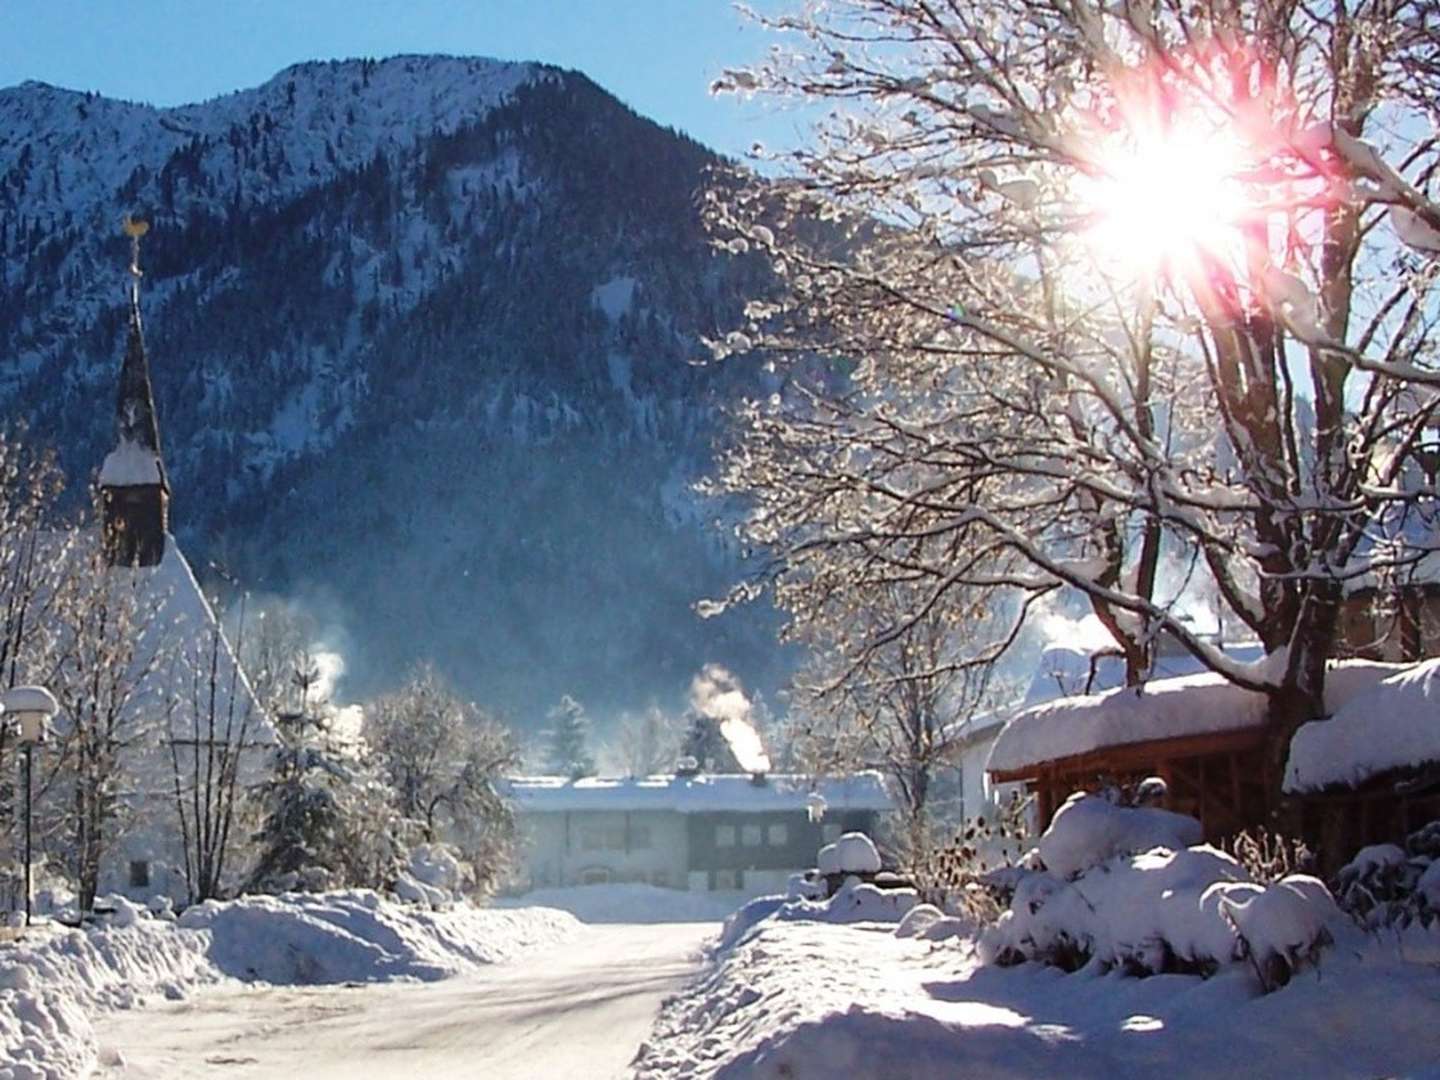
[708,0,1440,803]
[0,431,70,909]
[165,594,266,903]
[787,585,1001,864]
[363,664,519,894]
[611,705,681,777]
[47,532,170,911]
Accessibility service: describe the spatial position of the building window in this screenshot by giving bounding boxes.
[630,825,652,849]
[579,867,611,885]
[129,860,150,889]
[741,824,763,847]
[767,823,789,847]
[822,823,843,844]
[716,824,736,848]
[713,868,744,891]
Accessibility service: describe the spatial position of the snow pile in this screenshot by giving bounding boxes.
[894,903,968,942]
[636,909,1440,1079]
[1036,792,1201,878]
[1286,658,1440,791]
[178,890,576,983]
[0,917,217,1079]
[817,832,882,875]
[498,883,748,924]
[0,892,579,1078]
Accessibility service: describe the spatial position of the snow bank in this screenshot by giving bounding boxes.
[178,890,576,983]
[1286,658,1440,791]
[0,892,579,1078]
[991,660,1399,776]
[637,913,1440,1079]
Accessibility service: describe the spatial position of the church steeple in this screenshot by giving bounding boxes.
[100,217,170,568]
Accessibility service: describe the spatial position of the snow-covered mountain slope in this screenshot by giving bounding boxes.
[0,56,788,724]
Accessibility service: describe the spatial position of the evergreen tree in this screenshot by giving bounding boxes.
[247,652,406,892]
[545,695,595,780]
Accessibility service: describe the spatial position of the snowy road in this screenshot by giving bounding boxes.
[93,921,716,1079]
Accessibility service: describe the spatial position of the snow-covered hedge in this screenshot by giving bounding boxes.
[979,795,1341,988]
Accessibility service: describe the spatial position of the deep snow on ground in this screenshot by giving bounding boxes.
[0,891,579,1080]
[497,883,753,924]
[94,921,714,1080]
[636,903,1440,1078]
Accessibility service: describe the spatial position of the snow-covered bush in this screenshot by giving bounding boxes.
[817,832,881,875]
[978,796,1340,988]
[1334,822,1440,929]
[1036,792,1201,879]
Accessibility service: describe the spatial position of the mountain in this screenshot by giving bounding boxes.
[0,55,790,727]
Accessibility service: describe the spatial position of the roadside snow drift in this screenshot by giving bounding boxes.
[0,892,579,1079]
[637,902,1440,1079]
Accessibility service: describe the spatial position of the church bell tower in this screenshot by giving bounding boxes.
[100,217,170,568]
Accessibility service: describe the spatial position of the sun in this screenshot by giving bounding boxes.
[1077,112,1251,280]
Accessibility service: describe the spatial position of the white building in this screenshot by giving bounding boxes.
[507,772,892,895]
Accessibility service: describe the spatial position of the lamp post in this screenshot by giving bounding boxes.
[4,687,57,927]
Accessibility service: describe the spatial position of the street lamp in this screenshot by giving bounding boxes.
[4,687,57,927]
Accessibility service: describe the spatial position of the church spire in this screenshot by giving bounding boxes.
[100,217,170,568]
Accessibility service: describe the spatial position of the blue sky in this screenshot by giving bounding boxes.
[0,1,807,157]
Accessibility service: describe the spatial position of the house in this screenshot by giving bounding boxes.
[507,771,892,894]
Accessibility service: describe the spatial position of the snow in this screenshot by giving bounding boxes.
[636,910,1440,1079]
[1286,657,1440,791]
[504,772,891,814]
[832,832,882,874]
[591,275,638,321]
[0,685,58,718]
[1,891,578,1078]
[495,883,749,924]
[990,659,1400,776]
[1036,793,1202,879]
[96,921,711,1080]
[97,441,163,488]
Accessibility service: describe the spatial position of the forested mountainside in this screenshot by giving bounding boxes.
[0,55,789,724]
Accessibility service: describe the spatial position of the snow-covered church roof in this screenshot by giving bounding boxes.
[987,659,1402,777]
[506,772,891,815]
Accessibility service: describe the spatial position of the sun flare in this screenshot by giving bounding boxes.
[1079,118,1250,278]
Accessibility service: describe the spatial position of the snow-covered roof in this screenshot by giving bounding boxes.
[1286,658,1440,793]
[988,660,1404,776]
[99,440,164,487]
[505,773,891,815]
